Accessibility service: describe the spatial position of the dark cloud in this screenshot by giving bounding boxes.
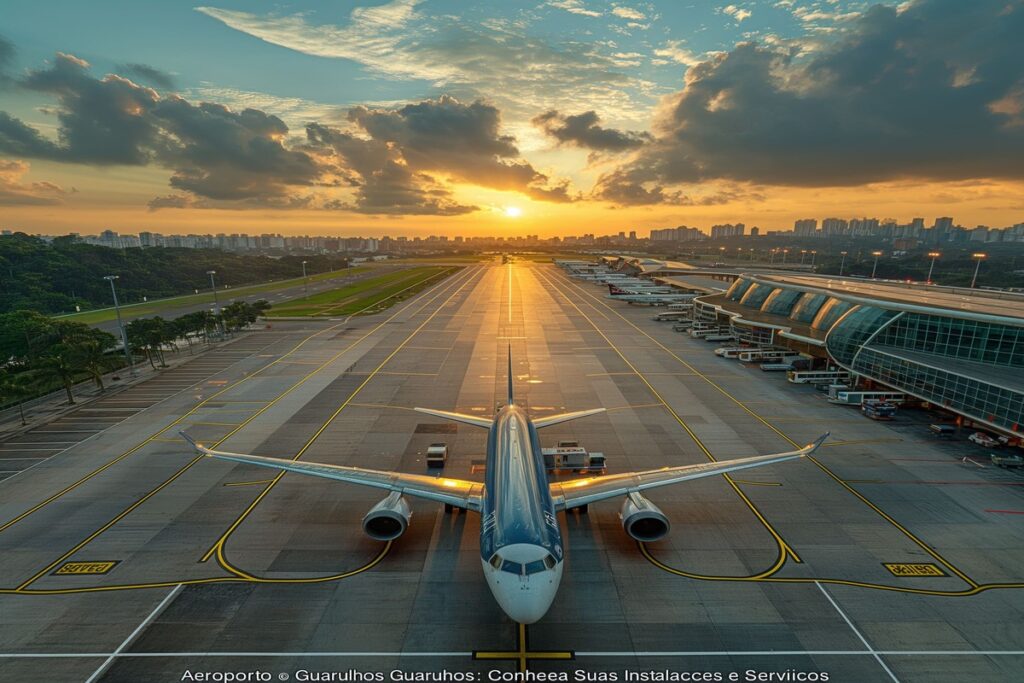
[306,122,477,215]
[0,53,321,202]
[153,98,321,200]
[0,159,66,206]
[116,63,177,90]
[597,0,1024,204]
[0,111,64,158]
[532,109,651,151]
[0,56,571,213]
[347,96,578,201]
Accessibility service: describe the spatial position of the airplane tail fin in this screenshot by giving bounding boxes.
[608,284,626,295]
[507,344,515,406]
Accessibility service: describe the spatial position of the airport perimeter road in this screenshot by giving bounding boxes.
[2,262,1024,682]
[76,266,396,334]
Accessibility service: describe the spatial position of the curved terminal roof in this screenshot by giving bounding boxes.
[744,274,1024,326]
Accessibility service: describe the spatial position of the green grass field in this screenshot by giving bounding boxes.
[266,266,456,317]
[56,266,373,324]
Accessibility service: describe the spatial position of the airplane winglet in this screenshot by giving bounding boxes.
[179,431,210,454]
[806,432,830,454]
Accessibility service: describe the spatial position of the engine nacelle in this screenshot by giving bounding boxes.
[619,492,670,542]
[362,492,412,541]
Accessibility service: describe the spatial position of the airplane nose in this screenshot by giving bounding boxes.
[502,586,557,624]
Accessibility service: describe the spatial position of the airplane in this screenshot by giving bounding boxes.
[181,350,828,624]
[606,284,698,304]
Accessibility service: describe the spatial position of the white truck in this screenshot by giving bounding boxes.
[542,440,606,473]
[426,443,449,468]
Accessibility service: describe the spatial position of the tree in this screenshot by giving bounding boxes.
[67,329,116,391]
[35,344,79,404]
[0,369,41,425]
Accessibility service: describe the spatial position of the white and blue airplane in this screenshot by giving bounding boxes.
[182,352,827,624]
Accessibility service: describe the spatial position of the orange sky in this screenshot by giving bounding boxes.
[5,161,1023,238]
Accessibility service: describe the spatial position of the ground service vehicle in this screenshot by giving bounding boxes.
[969,432,1000,448]
[829,390,907,405]
[991,453,1024,468]
[760,363,794,372]
[788,369,852,385]
[929,424,957,438]
[862,400,897,420]
[426,443,448,467]
[737,349,801,363]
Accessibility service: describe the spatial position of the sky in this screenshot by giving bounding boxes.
[1,0,1023,237]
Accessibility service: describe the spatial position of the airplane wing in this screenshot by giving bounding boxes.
[413,407,492,429]
[549,434,828,510]
[180,432,483,511]
[533,408,606,429]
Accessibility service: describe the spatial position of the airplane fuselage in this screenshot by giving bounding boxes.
[479,404,563,623]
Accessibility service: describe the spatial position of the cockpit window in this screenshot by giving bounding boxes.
[490,552,557,575]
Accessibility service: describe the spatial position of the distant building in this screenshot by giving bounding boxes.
[793,219,818,236]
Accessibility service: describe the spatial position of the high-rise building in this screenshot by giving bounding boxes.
[793,219,818,236]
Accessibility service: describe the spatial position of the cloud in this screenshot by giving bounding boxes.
[306,95,578,210]
[611,6,647,21]
[195,2,653,124]
[532,109,651,152]
[345,96,578,201]
[0,53,323,202]
[0,159,67,205]
[305,123,477,215]
[653,40,710,67]
[548,0,602,17]
[722,5,752,22]
[115,63,177,91]
[596,0,1024,203]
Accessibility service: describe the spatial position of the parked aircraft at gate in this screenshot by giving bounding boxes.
[182,351,827,623]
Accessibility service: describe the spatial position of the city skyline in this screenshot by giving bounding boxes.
[2,0,1024,237]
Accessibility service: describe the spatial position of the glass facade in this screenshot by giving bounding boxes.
[790,293,828,323]
[812,298,855,331]
[872,314,1024,368]
[853,348,1023,432]
[825,306,898,365]
[732,321,774,346]
[715,278,1024,435]
[739,283,775,309]
[726,278,753,301]
[761,289,802,316]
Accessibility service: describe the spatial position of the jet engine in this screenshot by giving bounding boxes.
[619,492,670,542]
[362,492,412,541]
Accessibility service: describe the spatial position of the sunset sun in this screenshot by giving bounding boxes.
[504,206,522,218]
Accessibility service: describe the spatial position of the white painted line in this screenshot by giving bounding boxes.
[817,581,900,682]
[2,650,1023,659]
[84,584,183,683]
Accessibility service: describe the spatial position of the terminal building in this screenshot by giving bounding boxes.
[599,257,1024,439]
[694,274,1024,438]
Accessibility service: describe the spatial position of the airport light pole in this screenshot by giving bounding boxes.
[871,250,883,278]
[104,275,136,377]
[782,249,789,264]
[810,250,817,268]
[838,251,848,276]
[207,270,223,335]
[926,251,941,284]
[799,249,807,265]
[769,248,776,265]
[302,260,308,296]
[970,253,986,288]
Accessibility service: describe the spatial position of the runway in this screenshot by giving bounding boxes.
[2,261,1024,682]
